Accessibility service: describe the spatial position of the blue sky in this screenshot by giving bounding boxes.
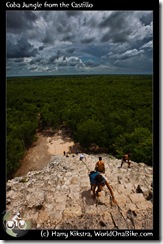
[6,11,153,76]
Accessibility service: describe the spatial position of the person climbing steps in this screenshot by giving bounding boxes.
[120,154,131,168]
[88,171,117,204]
[95,156,105,173]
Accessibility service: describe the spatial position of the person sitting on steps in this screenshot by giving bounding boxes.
[89,171,117,204]
[121,153,131,168]
[95,156,105,173]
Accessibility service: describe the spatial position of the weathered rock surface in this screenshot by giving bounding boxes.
[6,154,153,229]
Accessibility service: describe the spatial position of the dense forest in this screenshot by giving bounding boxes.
[7,75,152,179]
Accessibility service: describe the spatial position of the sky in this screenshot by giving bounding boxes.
[6,10,153,76]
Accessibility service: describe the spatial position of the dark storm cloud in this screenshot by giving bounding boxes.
[47,51,63,63]
[7,34,38,58]
[13,58,25,63]
[99,11,125,28]
[29,57,43,65]
[81,37,95,44]
[29,66,38,71]
[65,11,82,17]
[39,45,45,51]
[99,12,134,43]
[66,47,76,54]
[6,11,153,76]
[139,12,153,26]
[99,11,153,44]
[6,11,38,33]
[84,59,99,67]
[42,29,55,45]
[101,31,130,43]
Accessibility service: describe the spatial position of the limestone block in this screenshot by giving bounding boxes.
[136,201,153,210]
[26,191,45,209]
[80,178,90,188]
[117,184,125,193]
[124,182,135,193]
[65,172,72,177]
[110,210,129,229]
[139,163,146,167]
[37,209,50,223]
[69,191,80,201]
[61,184,69,190]
[50,211,63,224]
[63,205,82,218]
[55,195,67,203]
[129,193,145,203]
[28,212,39,227]
[126,203,137,212]
[44,203,55,211]
[84,205,97,215]
[54,204,66,212]
[136,184,150,198]
[70,177,79,184]
[7,190,18,199]
[102,213,115,229]
[114,194,128,207]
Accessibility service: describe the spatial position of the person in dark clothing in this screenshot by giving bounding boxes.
[88,171,116,203]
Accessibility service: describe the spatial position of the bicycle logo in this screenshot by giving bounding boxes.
[6,212,27,230]
[3,211,31,238]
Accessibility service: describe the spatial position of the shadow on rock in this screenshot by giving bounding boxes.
[81,189,95,205]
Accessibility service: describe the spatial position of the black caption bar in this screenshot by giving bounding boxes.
[1,229,160,240]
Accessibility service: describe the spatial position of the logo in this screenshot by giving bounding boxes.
[3,211,31,238]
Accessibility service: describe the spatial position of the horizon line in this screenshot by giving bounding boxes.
[7,73,153,78]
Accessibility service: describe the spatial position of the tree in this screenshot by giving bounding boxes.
[76,119,103,147]
[7,137,25,178]
[113,127,152,165]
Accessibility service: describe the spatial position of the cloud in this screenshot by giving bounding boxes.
[141,41,153,49]
[7,34,38,58]
[109,49,145,60]
[6,11,153,76]
[6,11,38,33]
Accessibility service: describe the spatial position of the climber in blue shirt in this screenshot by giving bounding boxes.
[89,171,117,204]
